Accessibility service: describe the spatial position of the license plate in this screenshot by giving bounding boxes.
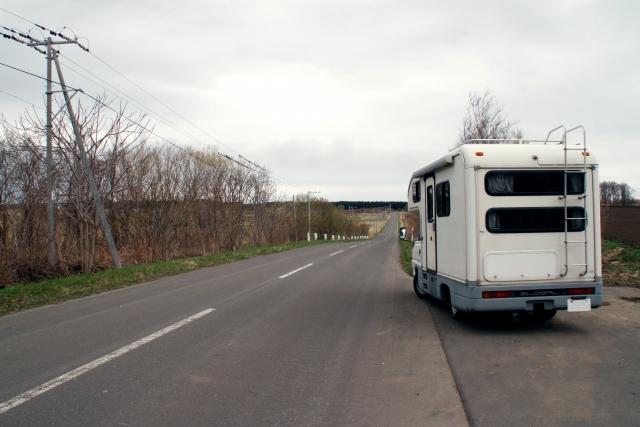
[567,298,591,312]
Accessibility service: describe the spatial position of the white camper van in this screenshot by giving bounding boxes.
[408,127,602,320]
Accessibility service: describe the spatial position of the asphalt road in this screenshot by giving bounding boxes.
[427,286,640,427]
[2,212,638,426]
[0,213,467,427]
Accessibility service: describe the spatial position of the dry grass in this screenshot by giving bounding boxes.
[602,240,640,288]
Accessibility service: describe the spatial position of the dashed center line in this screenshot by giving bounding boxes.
[329,250,344,256]
[0,308,215,415]
[278,263,314,278]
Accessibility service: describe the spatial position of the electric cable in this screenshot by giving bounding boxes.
[1,7,313,191]
[0,88,45,110]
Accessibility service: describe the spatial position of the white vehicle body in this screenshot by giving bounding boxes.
[408,129,602,318]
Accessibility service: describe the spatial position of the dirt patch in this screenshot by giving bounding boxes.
[602,205,640,246]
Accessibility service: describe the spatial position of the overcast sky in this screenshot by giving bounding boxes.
[2,0,639,201]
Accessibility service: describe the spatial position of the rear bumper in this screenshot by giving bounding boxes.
[450,281,603,313]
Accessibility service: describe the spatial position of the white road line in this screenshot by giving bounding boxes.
[0,308,215,415]
[349,245,358,248]
[329,250,344,256]
[278,263,314,278]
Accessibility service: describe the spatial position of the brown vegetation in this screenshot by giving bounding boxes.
[0,96,369,287]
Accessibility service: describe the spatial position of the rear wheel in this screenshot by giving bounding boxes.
[413,272,428,300]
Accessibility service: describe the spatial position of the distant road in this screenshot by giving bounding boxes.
[0,213,467,426]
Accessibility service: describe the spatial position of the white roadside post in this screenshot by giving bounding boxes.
[307,233,310,241]
[314,233,317,240]
[324,234,327,240]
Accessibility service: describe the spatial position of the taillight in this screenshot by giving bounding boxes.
[567,288,595,295]
[482,291,511,299]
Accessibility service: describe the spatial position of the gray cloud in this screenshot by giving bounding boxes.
[1,0,638,200]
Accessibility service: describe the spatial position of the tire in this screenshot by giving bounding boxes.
[443,287,465,321]
[413,272,428,300]
[534,309,557,320]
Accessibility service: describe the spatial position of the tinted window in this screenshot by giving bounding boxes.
[412,181,421,203]
[485,171,584,196]
[486,207,586,233]
[427,185,434,222]
[436,181,450,217]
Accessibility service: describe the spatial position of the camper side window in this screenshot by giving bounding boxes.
[436,181,450,217]
[427,186,434,222]
[412,181,421,203]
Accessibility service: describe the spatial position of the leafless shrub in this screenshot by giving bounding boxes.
[456,89,523,147]
[0,95,372,286]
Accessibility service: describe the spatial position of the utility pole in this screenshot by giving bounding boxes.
[45,38,55,266]
[52,51,122,268]
[18,29,93,267]
[293,195,297,241]
[25,30,121,268]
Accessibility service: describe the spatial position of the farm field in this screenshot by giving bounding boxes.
[602,205,640,245]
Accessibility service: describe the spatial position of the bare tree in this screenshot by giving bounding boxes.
[456,89,523,147]
[600,181,635,205]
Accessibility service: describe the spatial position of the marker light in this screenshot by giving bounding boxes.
[475,152,484,156]
[581,152,590,156]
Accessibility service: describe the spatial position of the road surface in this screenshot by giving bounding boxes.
[2,212,638,426]
[0,213,467,426]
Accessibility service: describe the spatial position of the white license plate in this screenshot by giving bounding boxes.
[567,298,591,312]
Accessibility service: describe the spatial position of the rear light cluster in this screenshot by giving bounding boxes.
[482,291,511,299]
[482,287,595,299]
[567,288,595,295]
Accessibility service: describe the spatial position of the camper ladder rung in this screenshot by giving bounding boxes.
[566,263,588,267]
[566,217,587,220]
[564,147,588,151]
[565,240,588,244]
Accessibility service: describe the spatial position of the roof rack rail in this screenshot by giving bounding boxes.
[461,138,564,145]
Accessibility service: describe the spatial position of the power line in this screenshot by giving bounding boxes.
[87,51,311,191]
[0,61,243,171]
[0,88,45,110]
[0,60,320,189]
[57,54,311,191]
[57,56,216,148]
[0,8,313,191]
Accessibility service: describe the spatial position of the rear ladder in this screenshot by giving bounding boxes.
[546,126,589,277]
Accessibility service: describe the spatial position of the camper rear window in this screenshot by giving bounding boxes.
[486,207,586,233]
[485,171,584,196]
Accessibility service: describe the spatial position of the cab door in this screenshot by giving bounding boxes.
[424,177,437,272]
